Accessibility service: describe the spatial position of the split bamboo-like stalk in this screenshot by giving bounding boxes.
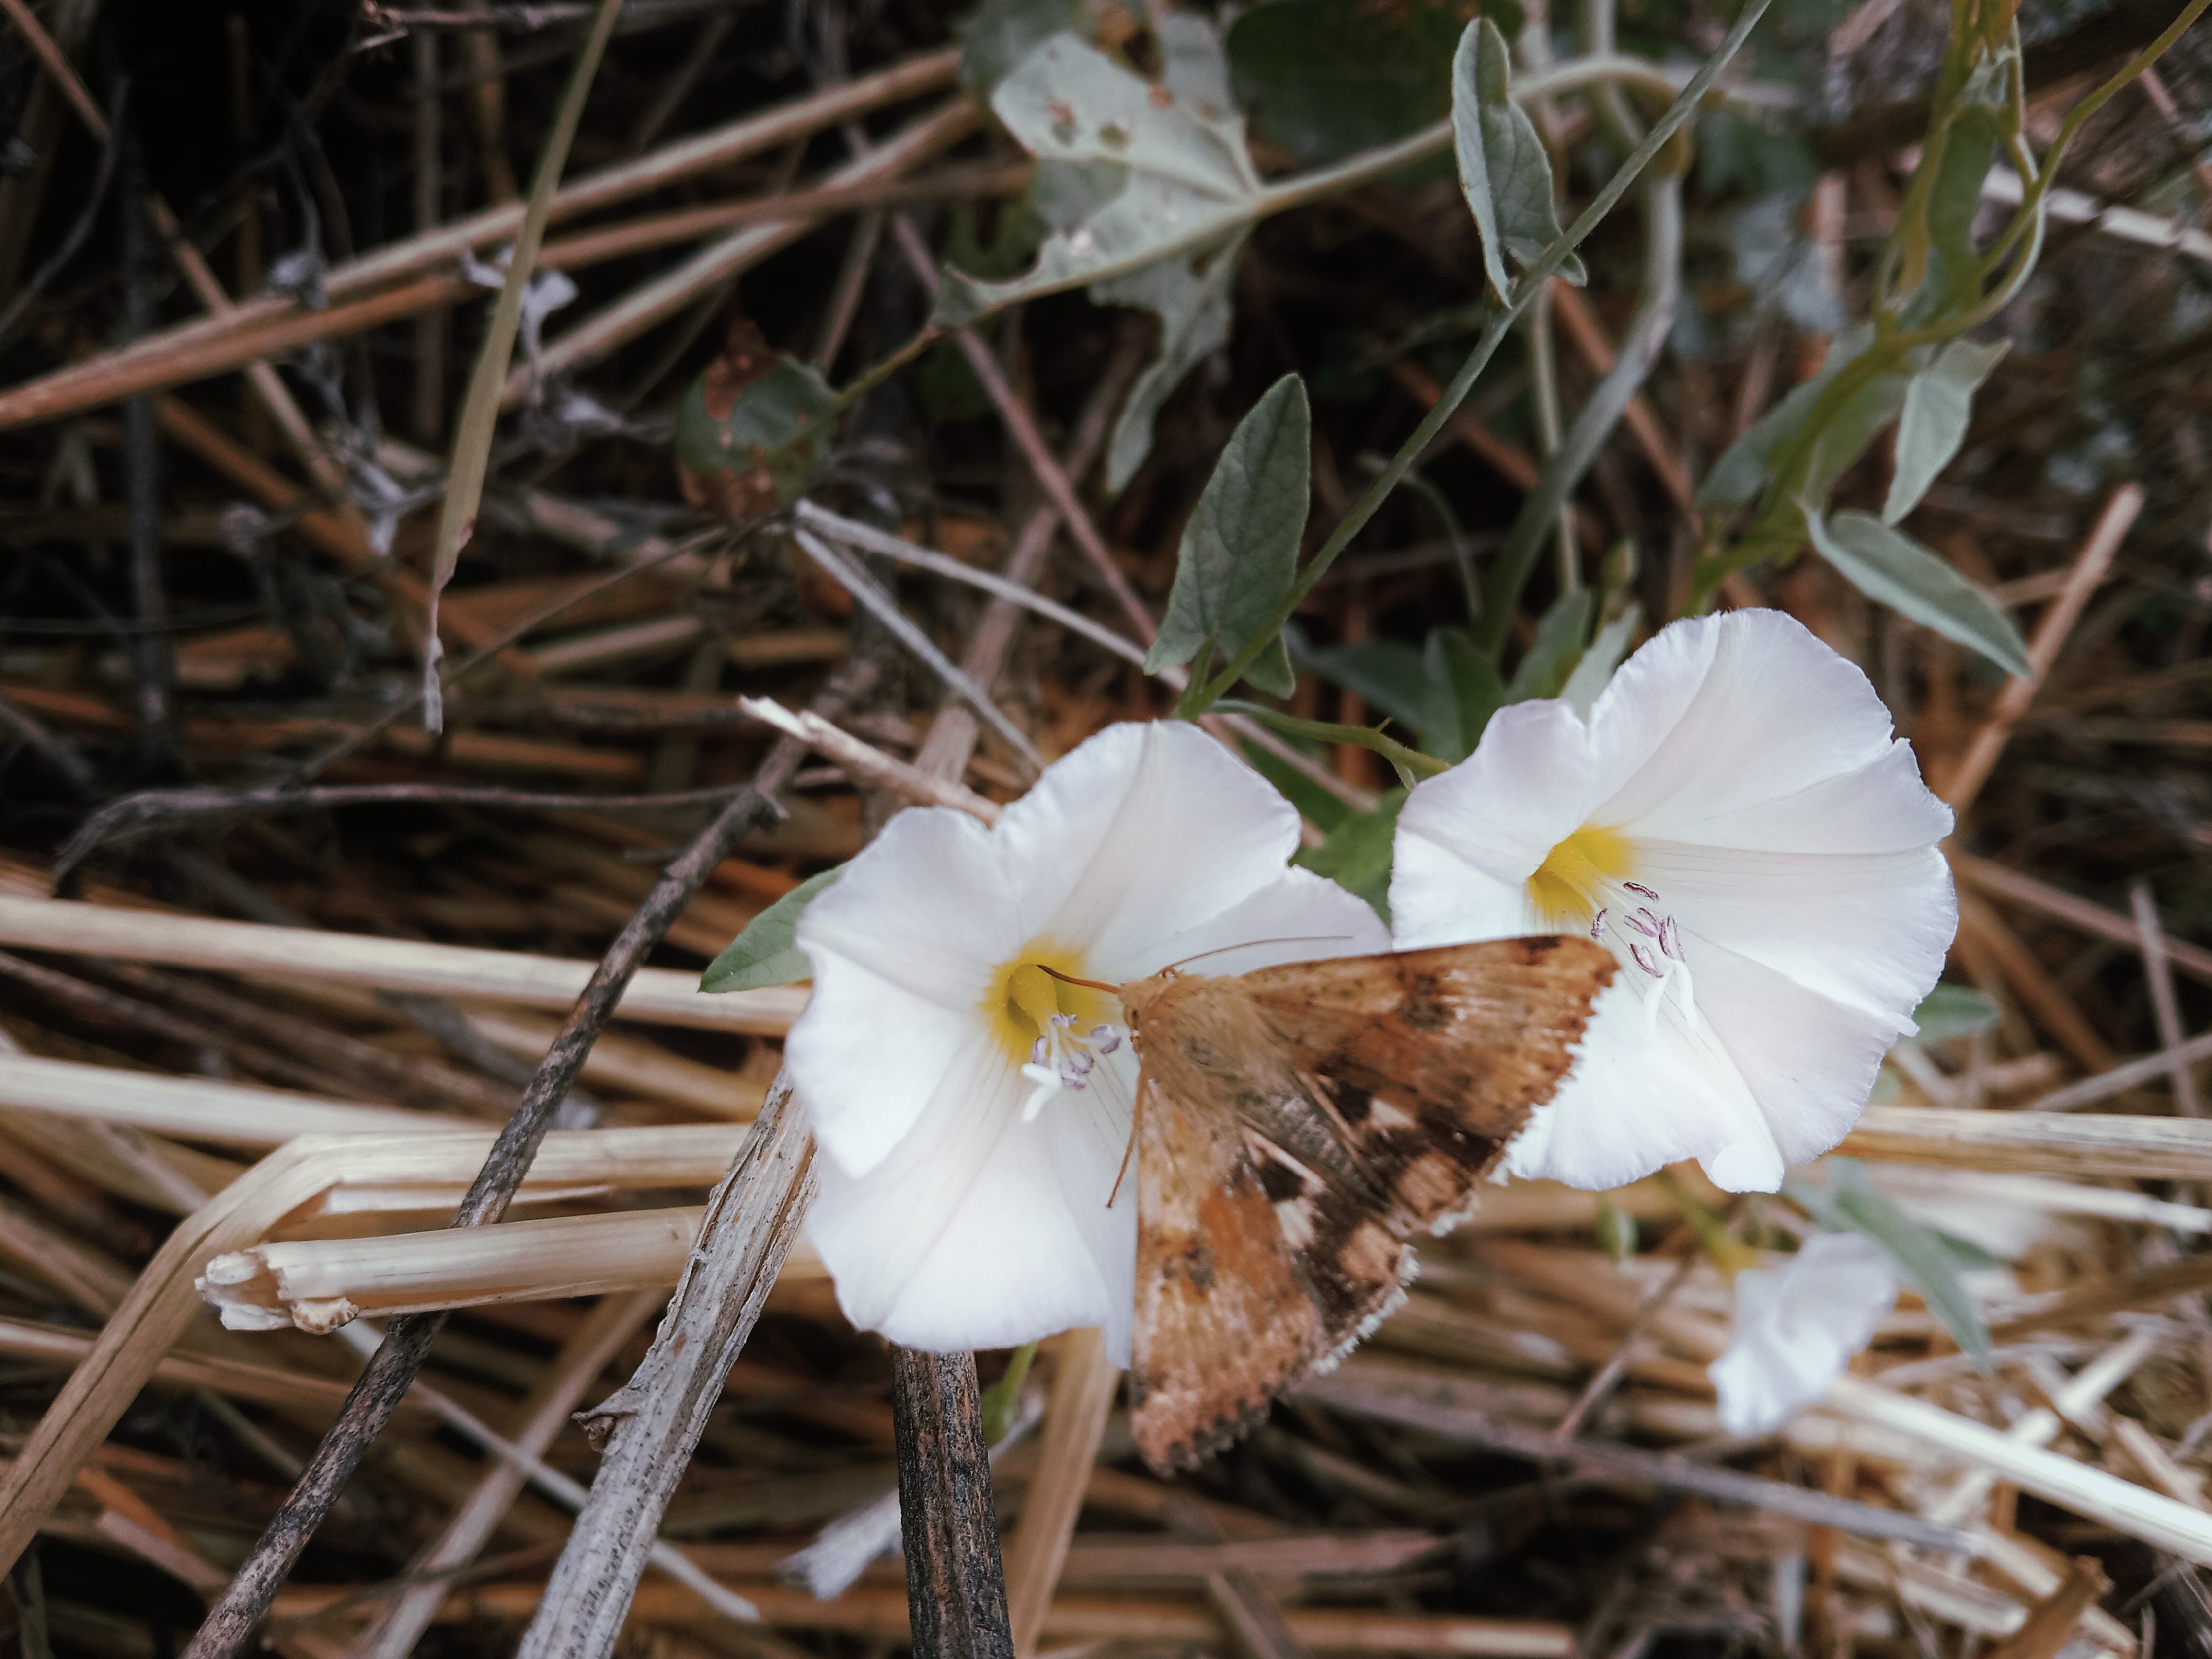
[198,1205,827,1329]
[0,1124,751,1563]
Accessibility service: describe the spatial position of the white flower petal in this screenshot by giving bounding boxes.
[1389,698,1599,947]
[1389,609,1952,1195]
[1710,1232,1897,1437]
[805,1042,1137,1360]
[1649,741,1952,857]
[1503,977,1779,1191]
[792,808,1021,1176]
[1690,937,1916,1178]
[1638,841,1955,1029]
[1591,610,1932,839]
[999,723,1306,979]
[1141,866,1391,978]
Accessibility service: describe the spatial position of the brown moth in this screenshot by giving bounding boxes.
[1088,936,1614,1472]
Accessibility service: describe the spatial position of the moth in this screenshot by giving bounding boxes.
[1063,936,1614,1472]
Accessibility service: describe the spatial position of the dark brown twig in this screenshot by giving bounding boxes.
[120,174,177,768]
[892,1348,1019,1659]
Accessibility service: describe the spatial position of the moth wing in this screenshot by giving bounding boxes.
[1129,1057,1408,1472]
[1127,937,1611,1470]
[1232,936,1615,1236]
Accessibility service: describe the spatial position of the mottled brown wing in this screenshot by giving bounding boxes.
[1128,937,1613,1472]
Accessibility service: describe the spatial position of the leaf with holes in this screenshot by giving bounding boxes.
[1147,374,1310,696]
[674,326,839,521]
[1451,17,1583,301]
[956,0,1096,96]
[938,23,1262,489]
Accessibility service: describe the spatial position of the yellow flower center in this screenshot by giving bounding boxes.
[982,942,1117,1067]
[1527,824,1634,929]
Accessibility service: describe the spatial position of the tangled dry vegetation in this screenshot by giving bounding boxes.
[1,0,2211,1654]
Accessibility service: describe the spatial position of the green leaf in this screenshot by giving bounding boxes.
[700,867,844,993]
[1504,588,1595,703]
[1227,0,1467,169]
[672,355,839,511]
[1801,367,1914,503]
[1908,982,2000,1044]
[955,0,1095,97]
[1294,788,1407,919]
[1450,18,1583,302]
[936,23,1262,488]
[1697,323,1873,510]
[914,338,995,422]
[1096,228,1250,491]
[1795,1161,1993,1370]
[1294,635,1432,731]
[1242,734,1357,832]
[1559,605,1639,718]
[1147,374,1311,697]
[1883,339,2008,524]
[1804,508,2030,677]
[1924,108,2001,308]
[1293,625,1501,758]
[1595,1197,1640,1264]
[1420,626,1504,763]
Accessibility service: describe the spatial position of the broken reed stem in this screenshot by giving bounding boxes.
[519,1076,815,1658]
[2130,879,2203,1117]
[356,1287,665,1658]
[56,779,776,879]
[176,698,822,1656]
[739,697,1003,821]
[1954,853,2212,987]
[893,1347,1020,1659]
[510,102,978,402]
[424,0,623,730]
[1002,1331,1120,1657]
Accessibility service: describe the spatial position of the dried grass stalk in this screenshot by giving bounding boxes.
[0,894,803,1031]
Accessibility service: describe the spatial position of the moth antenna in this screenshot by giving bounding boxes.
[1156,934,1353,975]
[1036,963,1119,993]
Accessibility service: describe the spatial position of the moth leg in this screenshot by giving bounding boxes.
[1106,1101,1140,1207]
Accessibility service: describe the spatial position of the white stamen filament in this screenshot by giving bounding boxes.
[1584,879,1697,1034]
[1019,1010,1129,1122]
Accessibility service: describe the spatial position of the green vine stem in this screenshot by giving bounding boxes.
[1212,700,1449,787]
[1689,0,2212,611]
[1180,0,1781,717]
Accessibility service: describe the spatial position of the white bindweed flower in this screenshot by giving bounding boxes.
[1709,1231,1898,1436]
[786,721,1389,1362]
[1390,609,1954,1192]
